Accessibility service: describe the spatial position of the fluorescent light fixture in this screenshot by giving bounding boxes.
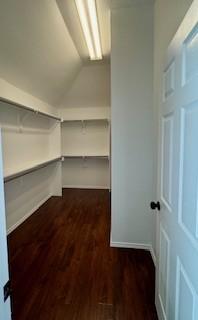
[75,0,102,60]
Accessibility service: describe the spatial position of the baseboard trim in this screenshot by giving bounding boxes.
[149,245,157,266]
[110,241,156,266]
[7,194,52,235]
[63,185,109,190]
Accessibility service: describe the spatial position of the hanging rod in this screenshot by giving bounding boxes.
[0,97,61,122]
[63,155,109,159]
[62,118,109,123]
[4,157,62,183]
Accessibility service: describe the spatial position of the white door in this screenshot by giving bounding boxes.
[156,1,198,319]
[0,129,11,320]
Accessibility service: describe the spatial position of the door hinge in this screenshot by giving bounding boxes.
[4,280,11,302]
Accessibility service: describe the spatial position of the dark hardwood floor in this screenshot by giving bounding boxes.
[8,189,158,320]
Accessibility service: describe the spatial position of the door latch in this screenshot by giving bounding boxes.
[150,201,161,211]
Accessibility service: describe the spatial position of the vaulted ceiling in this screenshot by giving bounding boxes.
[111,0,154,8]
[0,0,111,107]
[56,0,111,61]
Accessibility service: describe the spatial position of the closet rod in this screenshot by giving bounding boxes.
[63,155,109,159]
[4,157,62,183]
[62,118,109,123]
[0,97,61,122]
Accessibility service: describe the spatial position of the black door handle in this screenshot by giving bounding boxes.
[150,201,161,211]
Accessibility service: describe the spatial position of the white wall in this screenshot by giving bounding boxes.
[5,163,60,233]
[60,107,110,121]
[62,158,109,189]
[61,119,110,189]
[0,101,62,233]
[0,104,60,176]
[111,3,155,252]
[61,121,109,157]
[0,77,59,118]
[60,61,111,190]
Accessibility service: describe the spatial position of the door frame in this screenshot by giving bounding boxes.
[0,129,11,320]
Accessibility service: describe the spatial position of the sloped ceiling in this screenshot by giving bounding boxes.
[0,0,82,107]
[111,0,154,9]
[60,62,110,108]
[0,0,111,108]
[56,0,111,61]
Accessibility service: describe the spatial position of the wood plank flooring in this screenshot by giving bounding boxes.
[8,189,158,320]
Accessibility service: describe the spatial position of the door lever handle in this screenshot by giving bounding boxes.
[150,201,161,211]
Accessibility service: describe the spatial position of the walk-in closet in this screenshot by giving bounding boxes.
[2,0,189,319]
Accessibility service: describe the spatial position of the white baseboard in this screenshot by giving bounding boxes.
[63,185,109,190]
[149,245,157,266]
[7,194,52,235]
[110,241,156,266]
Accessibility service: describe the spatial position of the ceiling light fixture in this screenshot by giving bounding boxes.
[75,0,102,60]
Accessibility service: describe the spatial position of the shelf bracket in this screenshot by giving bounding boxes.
[18,110,30,133]
[81,120,86,134]
[82,156,87,168]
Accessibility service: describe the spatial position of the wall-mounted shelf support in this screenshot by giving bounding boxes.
[81,120,86,134]
[17,110,31,133]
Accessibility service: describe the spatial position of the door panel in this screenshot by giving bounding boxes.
[163,60,175,102]
[161,114,173,211]
[159,224,170,319]
[175,258,198,320]
[179,103,198,244]
[182,24,198,84]
[156,1,198,319]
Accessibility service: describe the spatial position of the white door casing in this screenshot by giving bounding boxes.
[0,129,11,320]
[156,1,198,319]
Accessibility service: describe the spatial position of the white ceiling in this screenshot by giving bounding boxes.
[0,0,111,107]
[111,0,154,9]
[60,63,110,108]
[0,0,82,107]
[56,0,111,61]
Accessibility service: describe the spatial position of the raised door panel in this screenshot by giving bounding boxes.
[178,102,198,245]
[175,258,198,320]
[158,224,170,320]
[163,60,175,101]
[161,114,173,212]
[182,23,198,86]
